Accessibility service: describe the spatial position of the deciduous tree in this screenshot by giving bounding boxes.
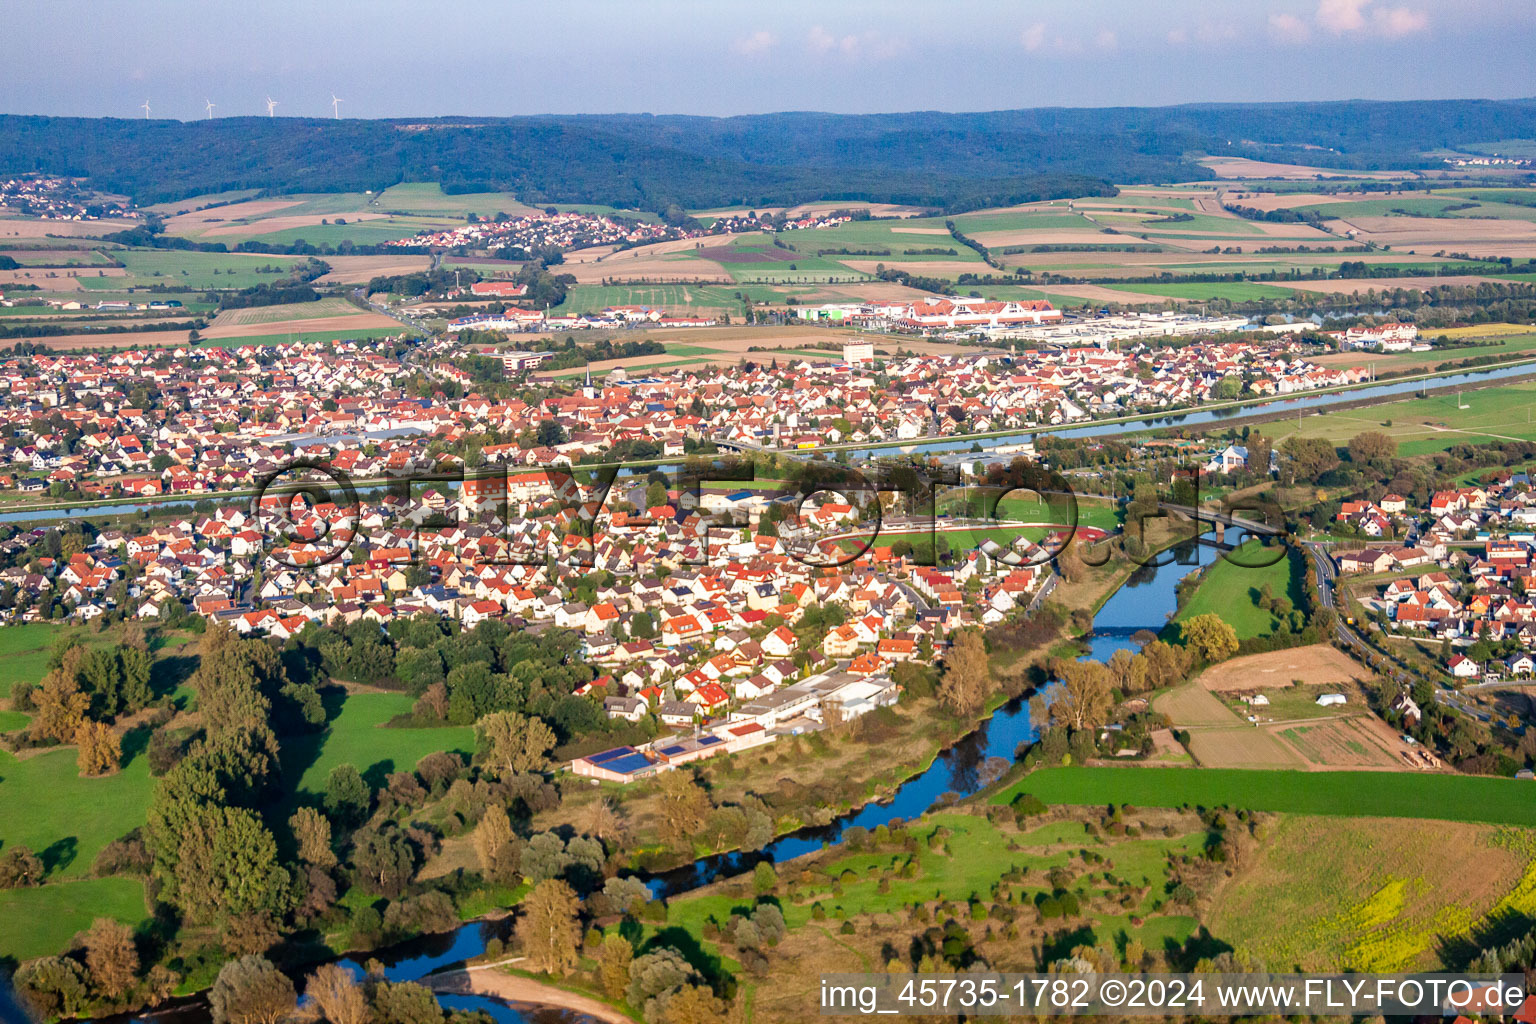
[475,710,557,779]
[75,719,122,776]
[304,963,368,1024]
[937,629,989,717]
[289,806,337,869]
[83,917,139,999]
[1180,613,1240,663]
[209,955,295,1024]
[517,878,582,975]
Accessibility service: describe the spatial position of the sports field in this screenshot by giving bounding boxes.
[994,766,1536,825]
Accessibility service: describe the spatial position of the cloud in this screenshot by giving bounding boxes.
[1374,5,1429,36]
[1268,12,1311,41]
[1166,27,1189,45]
[1314,0,1427,36]
[1021,22,1047,51]
[730,30,776,57]
[807,25,907,60]
[1094,28,1118,51]
[1316,0,1369,32]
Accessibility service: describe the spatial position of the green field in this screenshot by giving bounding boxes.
[660,811,1201,962]
[0,876,149,962]
[994,767,1536,825]
[950,209,1097,234]
[80,249,309,290]
[199,327,404,349]
[777,217,981,264]
[210,297,363,325]
[1267,380,1536,457]
[554,283,746,316]
[1172,540,1304,640]
[282,692,474,797]
[0,622,90,698]
[0,738,155,879]
[1294,197,1470,219]
[373,182,533,218]
[1104,281,1297,302]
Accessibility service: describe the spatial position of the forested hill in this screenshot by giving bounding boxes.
[2,97,1535,212]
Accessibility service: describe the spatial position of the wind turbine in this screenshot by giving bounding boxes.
[265,96,277,117]
[330,94,342,119]
[140,99,150,119]
[204,98,215,120]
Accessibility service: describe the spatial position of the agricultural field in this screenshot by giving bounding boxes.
[994,766,1536,826]
[553,283,747,318]
[1102,281,1298,302]
[372,182,536,219]
[1151,684,1305,769]
[83,249,310,290]
[1209,816,1536,971]
[208,296,367,326]
[1198,644,1369,692]
[1264,380,1536,457]
[1312,332,1536,371]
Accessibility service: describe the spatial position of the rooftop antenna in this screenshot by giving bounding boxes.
[330,94,343,119]
[204,98,215,120]
[140,99,150,120]
[265,96,277,117]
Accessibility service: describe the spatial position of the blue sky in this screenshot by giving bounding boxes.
[1,0,1532,120]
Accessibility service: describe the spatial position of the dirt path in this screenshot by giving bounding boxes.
[427,964,633,1024]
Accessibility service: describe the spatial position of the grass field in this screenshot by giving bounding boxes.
[0,736,155,880]
[82,250,308,290]
[0,876,149,962]
[282,692,475,797]
[1209,815,1536,971]
[0,622,86,697]
[1267,380,1536,457]
[373,182,534,219]
[1171,540,1304,640]
[994,767,1536,825]
[660,811,1203,966]
[1103,281,1298,302]
[554,283,745,316]
[210,297,363,326]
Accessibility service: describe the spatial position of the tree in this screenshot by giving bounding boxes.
[645,479,671,509]
[369,980,444,1024]
[12,956,89,1020]
[1052,659,1113,731]
[173,805,292,926]
[0,845,44,888]
[655,770,712,845]
[352,827,417,898]
[1279,436,1340,483]
[304,963,369,1024]
[1180,613,1240,663]
[473,803,522,884]
[937,629,989,717]
[83,916,139,999]
[598,933,635,1000]
[30,659,89,742]
[1348,430,1398,468]
[475,710,557,779]
[209,955,296,1024]
[289,806,337,868]
[518,878,582,975]
[323,763,371,825]
[76,719,122,776]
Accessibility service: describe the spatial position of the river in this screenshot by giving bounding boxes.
[208,530,1216,1024]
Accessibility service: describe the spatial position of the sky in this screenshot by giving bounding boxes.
[1,0,1533,121]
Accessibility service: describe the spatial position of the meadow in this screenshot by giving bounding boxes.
[1264,380,1536,457]
[1208,815,1536,972]
[281,691,475,798]
[0,876,149,963]
[1102,281,1298,302]
[994,766,1536,825]
[1171,540,1304,640]
[83,250,308,290]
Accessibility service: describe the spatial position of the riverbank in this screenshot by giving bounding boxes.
[428,964,637,1024]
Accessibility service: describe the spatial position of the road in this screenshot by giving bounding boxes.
[1304,538,1489,722]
